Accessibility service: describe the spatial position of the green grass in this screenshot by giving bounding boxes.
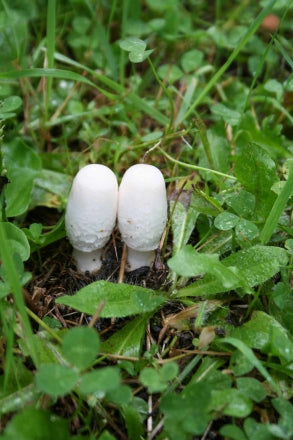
[1,1,293,439]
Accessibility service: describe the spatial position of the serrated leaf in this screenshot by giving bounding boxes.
[56,281,165,317]
[168,245,247,290]
[176,245,287,297]
[223,245,288,287]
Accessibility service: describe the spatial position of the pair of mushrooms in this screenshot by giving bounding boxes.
[65,164,167,273]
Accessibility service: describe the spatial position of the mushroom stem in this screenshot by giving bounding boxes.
[72,249,103,273]
[126,248,155,272]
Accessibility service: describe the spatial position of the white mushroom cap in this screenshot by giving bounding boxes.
[118,164,167,270]
[65,164,118,272]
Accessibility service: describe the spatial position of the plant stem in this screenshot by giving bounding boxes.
[158,147,237,180]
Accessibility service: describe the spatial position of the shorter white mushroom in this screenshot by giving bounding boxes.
[65,164,118,273]
[118,164,167,271]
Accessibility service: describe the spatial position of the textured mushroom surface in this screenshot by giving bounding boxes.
[65,164,118,271]
[118,164,167,270]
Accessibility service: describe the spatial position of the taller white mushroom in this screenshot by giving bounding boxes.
[118,164,167,271]
[65,164,118,273]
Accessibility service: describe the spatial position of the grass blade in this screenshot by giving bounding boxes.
[260,161,293,244]
[0,222,39,366]
[181,0,277,122]
[45,0,56,118]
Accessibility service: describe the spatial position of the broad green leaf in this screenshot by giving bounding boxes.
[160,382,211,437]
[79,367,120,395]
[236,377,266,403]
[264,79,283,101]
[234,143,277,220]
[98,431,116,440]
[244,417,275,440]
[235,219,259,241]
[158,64,183,83]
[223,337,281,396]
[140,368,167,393]
[0,222,30,261]
[272,398,293,437]
[176,245,287,297]
[168,245,247,291]
[56,281,164,317]
[225,189,255,218]
[181,49,203,73]
[210,103,241,126]
[119,38,146,52]
[101,315,149,357]
[0,96,22,119]
[34,169,71,199]
[223,245,288,289]
[214,212,239,231]
[106,384,132,406]
[129,49,153,63]
[36,364,79,398]
[220,424,247,440]
[3,139,41,217]
[210,388,253,418]
[140,362,179,393]
[0,407,69,440]
[238,112,289,159]
[170,194,199,255]
[122,404,144,440]
[62,327,100,370]
[230,311,287,351]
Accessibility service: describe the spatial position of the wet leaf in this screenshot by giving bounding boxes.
[56,281,165,317]
[214,212,239,230]
[169,245,248,292]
